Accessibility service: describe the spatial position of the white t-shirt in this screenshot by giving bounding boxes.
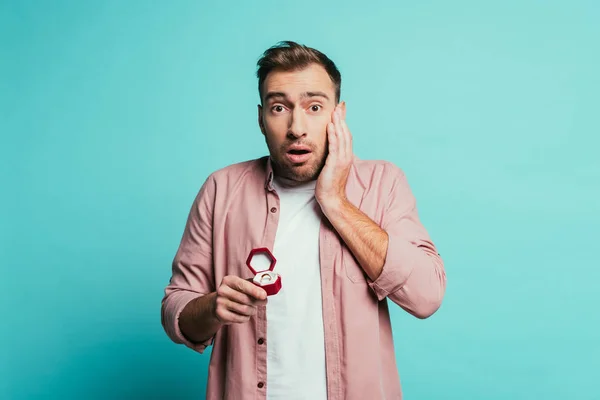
[266,175,327,400]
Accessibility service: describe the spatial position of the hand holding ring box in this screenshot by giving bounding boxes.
[246,247,281,296]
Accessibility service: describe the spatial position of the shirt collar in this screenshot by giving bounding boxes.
[264,156,275,191]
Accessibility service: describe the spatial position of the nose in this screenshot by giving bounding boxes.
[287,107,307,139]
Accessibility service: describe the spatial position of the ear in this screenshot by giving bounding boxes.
[339,100,346,119]
[257,104,266,136]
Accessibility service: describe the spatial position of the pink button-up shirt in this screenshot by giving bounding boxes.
[161,156,446,400]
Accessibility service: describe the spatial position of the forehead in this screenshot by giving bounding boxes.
[262,64,335,101]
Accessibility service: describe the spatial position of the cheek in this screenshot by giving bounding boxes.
[264,119,287,143]
[264,134,282,154]
[312,120,330,147]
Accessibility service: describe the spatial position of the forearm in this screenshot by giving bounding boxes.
[320,198,388,281]
[179,292,223,344]
[321,197,446,318]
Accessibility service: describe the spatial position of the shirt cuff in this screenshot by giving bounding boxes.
[368,234,418,301]
[162,290,214,354]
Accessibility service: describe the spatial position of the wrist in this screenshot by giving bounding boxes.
[317,194,347,215]
[207,292,223,325]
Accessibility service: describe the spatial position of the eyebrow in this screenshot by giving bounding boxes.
[264,91,330,103]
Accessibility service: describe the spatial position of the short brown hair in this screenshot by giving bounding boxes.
[256,41,341,104]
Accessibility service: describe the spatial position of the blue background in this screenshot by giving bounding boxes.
[2,1,599,399]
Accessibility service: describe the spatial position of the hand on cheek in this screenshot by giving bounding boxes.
[316,102,353,208]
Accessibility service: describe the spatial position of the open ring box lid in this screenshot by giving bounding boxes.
[246,247,282,296]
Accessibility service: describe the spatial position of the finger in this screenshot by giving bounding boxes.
[334,107,347,160]
[229,288,267,307]
[235,278,268,300]
[215,295,256,318]
[223,275,267,300]
[241,279,269,306]
[340,118,353,160]
[253,298,268,307]
[223,298,257,317]
[215,307,251,324]
[327,121,338,158]
[218,284,256,306]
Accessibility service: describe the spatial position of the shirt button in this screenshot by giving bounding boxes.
[257,382,264,388]
[257,338,264,345]
[270,207,277,213]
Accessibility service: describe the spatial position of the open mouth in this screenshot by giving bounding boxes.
[288,149,311,155]
[286,148,312,163]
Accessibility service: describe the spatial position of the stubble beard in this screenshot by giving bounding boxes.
[271,148,327,183]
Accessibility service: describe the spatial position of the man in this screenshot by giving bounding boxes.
[161,41,446,400]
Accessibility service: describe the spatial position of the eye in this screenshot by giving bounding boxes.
[271,105,285,113]
[309,104,322,112]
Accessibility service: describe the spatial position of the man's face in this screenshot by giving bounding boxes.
[258,63,341,183]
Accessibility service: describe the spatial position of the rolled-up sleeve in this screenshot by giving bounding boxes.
[368,163,447,319]
[161,174,217,353]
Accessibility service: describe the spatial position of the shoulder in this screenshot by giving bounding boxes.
[196,156,268,201]
[351,157,416,212]
[208,156,268,183]
[352,157,407,185]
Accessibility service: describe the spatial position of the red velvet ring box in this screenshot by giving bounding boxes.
[246,247,281,296]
